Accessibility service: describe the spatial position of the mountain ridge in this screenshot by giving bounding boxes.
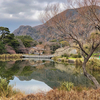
[13,6,100,41]
[13,8,79,41]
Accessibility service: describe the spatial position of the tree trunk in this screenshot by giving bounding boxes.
[82,61,100,89]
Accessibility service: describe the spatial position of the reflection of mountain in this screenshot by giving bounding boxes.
[18,63,92,88]
[0,60,99,89]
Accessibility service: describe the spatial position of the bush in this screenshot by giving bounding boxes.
[0,78,18,97]
[71,54,81,58]
[39,41,42,44]
[77,53,81,58]
[53,57,58,61]
[43,51,45,54]
[59,81,74,91]
[51,51,55,54]
[61,59,64,62]
[86,59,100,71]
[50,44,60,51]
[75,58,82,65]
[61,53,69,59]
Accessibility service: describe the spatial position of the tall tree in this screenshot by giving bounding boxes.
[0,27,10,41]
[0,41,6,54]
[40,0,100,88]
[4,33,20,52]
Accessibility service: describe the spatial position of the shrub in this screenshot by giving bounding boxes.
[77,53,81,58]
[53,57,58,61]
[43,51,45,54]
[71,54,81,58]
[86,59,100,71]
[39,41,42,44]
[59,81,74,91]
[0,78,18,97]
[51,51,55,54]
[61,59,64,62]
[61,53,69,59]
[75,58,82,65]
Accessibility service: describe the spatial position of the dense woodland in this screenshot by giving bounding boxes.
[0,27,39,54]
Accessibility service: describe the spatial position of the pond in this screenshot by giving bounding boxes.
[0,58,99,94]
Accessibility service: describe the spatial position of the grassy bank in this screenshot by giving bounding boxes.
[52,56,83,64]
[0,54,22,61]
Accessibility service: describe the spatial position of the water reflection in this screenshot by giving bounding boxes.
[9,77,52,94]
[0,59,99,94]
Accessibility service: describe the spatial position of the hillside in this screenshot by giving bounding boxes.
[13,6,100,42]
[13,25,42,40]
[13,8,79,41]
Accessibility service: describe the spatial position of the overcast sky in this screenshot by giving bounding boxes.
[0,0,66,32]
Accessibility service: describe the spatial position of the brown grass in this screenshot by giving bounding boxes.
[3,88,100,100]
[0,54,22,61]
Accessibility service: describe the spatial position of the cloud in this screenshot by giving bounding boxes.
[0,0,47,20]
[0,0,66,32]
[36,0,66,3]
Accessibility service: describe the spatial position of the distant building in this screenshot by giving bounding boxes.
[29,44,45,55]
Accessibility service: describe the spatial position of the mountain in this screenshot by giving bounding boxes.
[13,25,43,40]
[13,8,80,41]
[13,6,100,41]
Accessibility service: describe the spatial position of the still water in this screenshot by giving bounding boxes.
[0,58,99,94]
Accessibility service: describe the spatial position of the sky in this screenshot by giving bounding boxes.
[0,0,66,32]
[10,77,52,94]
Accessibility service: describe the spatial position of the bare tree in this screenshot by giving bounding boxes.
[40,0,100,88]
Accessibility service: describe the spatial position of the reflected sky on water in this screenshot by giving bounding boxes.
[9,77,52,94]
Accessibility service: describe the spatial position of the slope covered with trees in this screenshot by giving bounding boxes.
[0,27,37,54]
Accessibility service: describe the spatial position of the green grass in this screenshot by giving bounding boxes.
[69,57,83,61]
[68,57,76,60]
[92,53,100,55]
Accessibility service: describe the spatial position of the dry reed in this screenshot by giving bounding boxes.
[0,54,22,61]
[3,88,100,100]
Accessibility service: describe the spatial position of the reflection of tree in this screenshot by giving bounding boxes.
[0,60,99,89]
[0,60,34,82]
[74,65,82,76]
[18,62,92,88]
[0,61,18,82]
[20,66,34,76]
[88,70,100,84]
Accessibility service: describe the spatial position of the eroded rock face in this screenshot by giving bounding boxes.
[5,45,16,54]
